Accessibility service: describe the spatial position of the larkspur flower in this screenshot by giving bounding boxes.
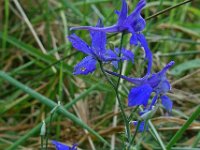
[70,0,152,75]
[132,121,148,132]
[106,61,175,111]
[52,140,77,150]
[68,20,134,75]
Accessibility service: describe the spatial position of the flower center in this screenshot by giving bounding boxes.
[81,67,86,72]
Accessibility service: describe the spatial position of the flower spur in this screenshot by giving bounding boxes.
[68,19,134,75]
[70,0,152,75]
[106,61,175,111]
[52,140,77,150]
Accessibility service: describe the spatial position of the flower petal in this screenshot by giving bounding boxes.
[161,95,173,111]
[90,19,106,54]
[137,33,153,75]
[126,0,146,24]
[159,80,171,94]
[105,70,145,85]
[132,121,148,132]
[130,33,138,45]
[158,61,175,76]
[128,84,153,107]
[68,34,91,55]
[73,56,96,75]
[52,140,70,150]
[121,48,134,63]
[132,15,146,32]
[103,49,118,61]
[117,0,128,25]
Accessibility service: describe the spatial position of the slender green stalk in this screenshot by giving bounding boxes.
[149,120,166,150]
[41,136,44,150]
[116,33,131,142]
[192,130,200,147]
[116,32,125,88]
[99,62,130,145]
[2,0,9,65]
[167,106,200,149]
[128,121,141,150]
[146,0,194,20]
[0,71,110,149]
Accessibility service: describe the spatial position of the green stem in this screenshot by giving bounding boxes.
[146,0,194,20]
[45,112,54,150]
[149,120,166,150]
[99,62,131,143]
[167,106,200,149]
[128,121,141,150]
[41,136,44,150]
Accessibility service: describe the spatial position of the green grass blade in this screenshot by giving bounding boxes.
[166,106,200,149]
[148,120,167,150]
[1,0,9,64]
[5,83,99,150]
[171,59,200,76]
[0,71,110,148]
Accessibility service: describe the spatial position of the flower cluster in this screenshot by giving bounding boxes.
[69,0,174,132]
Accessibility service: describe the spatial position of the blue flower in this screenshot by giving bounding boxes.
[106,61,174,111]
[68,20,134,75]
[70,0,152,75]
[52,140,77,150]
[132,121,148,132]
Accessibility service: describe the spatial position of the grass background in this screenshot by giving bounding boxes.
[0,0,200,149]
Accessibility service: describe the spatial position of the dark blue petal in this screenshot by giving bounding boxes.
[158,61,175,76]
[132,15,146,32]
[112,61,118,69]
[161,95,173,111]
[159,80,171,94]
[113,48,134,63]
[130,33,138,45]
[103,49,118,61]
[73,56,96,75]
[126,0,146,24]
[105,70,145,85]
[137,33,153,75]
[148,73,161,88]
[121,48,134,63]
[71,144,78,150]
[117,0,128,25]
[68,34,91,55]
[115,10,120,16]
[133,121,148,132]
[128,84,153,107]
[149,95,158,109]
[52,140,70,150]
[90,19,106,54]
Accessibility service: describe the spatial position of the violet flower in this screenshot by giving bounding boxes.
[68,20,134,75]
[70,0,152,75]
[106,61,175,111]
[132,121,148,132]
[52,140,77,150]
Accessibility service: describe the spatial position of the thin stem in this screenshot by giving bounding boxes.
[45,113,54,150]
[116,33,131,142]
[41,136,44,150]
[128,121,141,150]
[146,0,194,20]
[116,32,125,89]
[99,62,131,144]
